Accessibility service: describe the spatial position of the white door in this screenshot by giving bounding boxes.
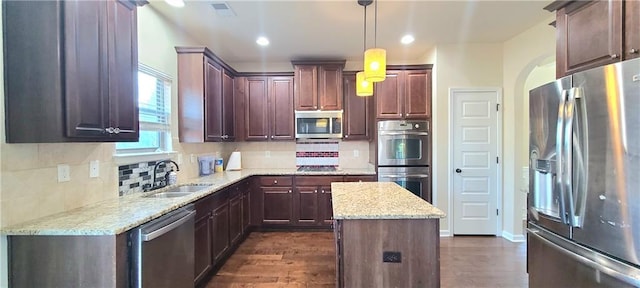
[451,88,500,235]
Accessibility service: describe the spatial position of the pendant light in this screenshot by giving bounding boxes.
[356,0,373,96]
[364,0,386,82]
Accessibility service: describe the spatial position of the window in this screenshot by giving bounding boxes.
[116,64,172,154]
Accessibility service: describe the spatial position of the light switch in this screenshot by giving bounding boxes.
[89,160,100,178]
[353,149,359,157]
[57,164,70,182]
[265,151,271,158]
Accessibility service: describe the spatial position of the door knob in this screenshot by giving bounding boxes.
[455,168,462,173]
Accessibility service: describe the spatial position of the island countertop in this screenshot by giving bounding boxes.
[331,182,446,220]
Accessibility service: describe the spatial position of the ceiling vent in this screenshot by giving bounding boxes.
[211,2,236,17]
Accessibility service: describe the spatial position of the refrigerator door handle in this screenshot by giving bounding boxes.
[563,88,577,227]
[570,87,588,228]
[527,227,640,287]
[555,89,569,224]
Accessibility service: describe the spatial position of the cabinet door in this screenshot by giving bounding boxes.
[64,0,110,138]
[106,0,138,140]
[211,204,230,262]
[319,185,334,226]
[222,71,235,140]
[245,77,270,140]
[295,186,319,225]
[343,74,371,140]
[294,65,318,110]
[404,70,431,119]
[625,0,640,60]
[261,187,293,225]
[375,71,403,119]
[318,65,343,110]
[229,195,243,245]
[205,58,223,141]
[242,190,251,234]
[556,1,623,77]
[270,77,295,140]
[194,215,212,285]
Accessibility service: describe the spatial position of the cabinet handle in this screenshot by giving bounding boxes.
[75,127,109,133]
[631,48,639,54]
[117,129,136,133]
[611,54,619,59]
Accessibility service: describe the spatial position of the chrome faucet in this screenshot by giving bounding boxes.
[149,160,180,191]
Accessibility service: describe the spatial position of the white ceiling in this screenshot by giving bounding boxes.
[149,0,552,65]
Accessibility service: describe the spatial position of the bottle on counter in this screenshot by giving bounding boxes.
[214,158,224,172]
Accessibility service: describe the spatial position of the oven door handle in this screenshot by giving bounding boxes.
[380,174,429,178]
[379,131,429,136]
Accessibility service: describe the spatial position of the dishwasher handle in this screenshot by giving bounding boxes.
[142,210,195,242]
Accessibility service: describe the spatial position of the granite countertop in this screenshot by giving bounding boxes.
[1,168,375,236]
[331,182,446,220]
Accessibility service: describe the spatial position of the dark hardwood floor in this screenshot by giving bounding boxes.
[206,232,527,288]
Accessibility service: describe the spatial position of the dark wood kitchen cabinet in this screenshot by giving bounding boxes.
[375,67,432,120]
[241,181,252,235]
[343,73,372,141]
[242,76,295,141]
[211,201,230,263]
[549,0,639,77]
[294,176,343,227]
[292,61,346,111]
[193,207,213,285]
[259,176,294,225]
[228,187,243,246]
[176,47,236,142]
[3,0,142,143]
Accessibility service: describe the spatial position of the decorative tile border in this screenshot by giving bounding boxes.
[296,140,339,167]
[118,160,172,196]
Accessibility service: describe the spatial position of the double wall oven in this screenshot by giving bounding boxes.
[377,120,431,202]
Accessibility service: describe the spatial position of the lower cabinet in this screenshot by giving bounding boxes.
[295,176,343,227]
[211,202,230,263]
[260,176,294,225]
[229,191,243,245]
[194,212,213,284]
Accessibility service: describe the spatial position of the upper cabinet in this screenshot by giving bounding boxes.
[238,76,295,141]
[292,61,346,111]
[549,0,639,77]
[176,47,236,142]
[342,73,372,141]
[375,67,432,120]
[3,0,142,143]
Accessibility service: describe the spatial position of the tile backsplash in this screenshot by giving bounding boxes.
[118,160,173,196]
[296,140,339,167]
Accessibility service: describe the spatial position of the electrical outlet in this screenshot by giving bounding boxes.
[265,151,271,158]
[382,251,402,263]
[177,154,183,165]
[353,149,359,157]
[57,164,70,182]
[190,154,196,163]
[89,160,99,178]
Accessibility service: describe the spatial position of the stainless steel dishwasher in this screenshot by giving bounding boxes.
[131,204,195,288]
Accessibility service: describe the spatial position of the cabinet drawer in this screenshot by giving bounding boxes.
[259,176,293,187]
[295,176,343,186]
[344,175,377,182]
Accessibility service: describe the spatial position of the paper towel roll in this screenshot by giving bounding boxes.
[226,151,242,171]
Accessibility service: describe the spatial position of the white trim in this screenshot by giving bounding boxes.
[113,151,177,166]
[448,87,503,236]
[502,230,526,242]
[439,230,451,237]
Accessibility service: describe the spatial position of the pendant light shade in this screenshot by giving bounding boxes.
[364,48,386,82]
[356,71,373,96]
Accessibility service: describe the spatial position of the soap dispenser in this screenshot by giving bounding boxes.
[167,168,178,185]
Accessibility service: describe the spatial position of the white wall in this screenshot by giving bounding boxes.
[502,16,556,238]
[432,43,505,235]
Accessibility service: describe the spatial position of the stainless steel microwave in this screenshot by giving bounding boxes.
[295,110,343,139]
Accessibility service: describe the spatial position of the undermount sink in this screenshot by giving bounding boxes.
[142,184,212,198]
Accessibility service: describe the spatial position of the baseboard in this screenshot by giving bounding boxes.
[502,230,526,242]
[439,230,451,237]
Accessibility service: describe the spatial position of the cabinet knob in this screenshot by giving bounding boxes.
[314,106,317,109]
[345,135,349,138]
[271,135,274,139]
[105,127,115,134]
[264,135,268,139]
[288,190,292,193]
[321,190,325,194]
[314,190,318,193]
[274,180,278,184]
[611,54,619,59]
[631,48,639,54]
[320,106,324,109]
[113,127,120,134]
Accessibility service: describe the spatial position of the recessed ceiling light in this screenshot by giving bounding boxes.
[256,36,269,46]
[401,35,415,45]
[165,0,185,8]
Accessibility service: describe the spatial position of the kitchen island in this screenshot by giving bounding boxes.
[331,182,445,288]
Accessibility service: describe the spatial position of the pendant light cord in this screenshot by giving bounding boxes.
[374,0,377,47]
[363,5,367,52]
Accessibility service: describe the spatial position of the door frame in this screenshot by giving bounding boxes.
[447,87,503,236]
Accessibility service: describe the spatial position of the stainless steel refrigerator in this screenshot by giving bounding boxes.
[528,58,640,287]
